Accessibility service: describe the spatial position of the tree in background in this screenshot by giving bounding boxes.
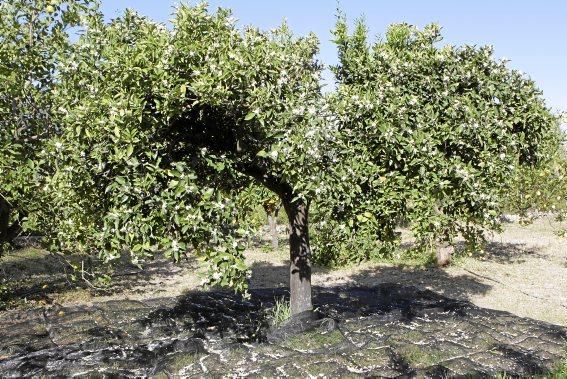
[235,184,283,250]
[313,18,561,267]
[0,0,97,250]
[502,128,567,229]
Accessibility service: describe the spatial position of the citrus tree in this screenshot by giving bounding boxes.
[502,134,567,225]
[0,0,97,250]
[313,18,561,266]
[235,184,283,250]
[2,2,560,318]
[42,3,325,314]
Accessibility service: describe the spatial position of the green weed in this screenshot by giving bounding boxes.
[267,296,291,327]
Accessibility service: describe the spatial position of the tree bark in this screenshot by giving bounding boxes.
[282,198,313,316]
[268,209,279,250]
[0,197,11,245]
[436,242,453,267]
[0,197,21,247]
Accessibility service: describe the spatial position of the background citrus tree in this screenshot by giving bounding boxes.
[502,134,567,229]
[312,18,561,267]
[235,183,283,250]
[0,0,97,251]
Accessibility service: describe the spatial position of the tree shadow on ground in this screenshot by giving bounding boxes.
[2,281,564,378]
[0,247,197,306]
[142,282,483,344]
[398,238,546,265]
[249,260,492,303]
[453,240,546,264]
[142,280,565,347]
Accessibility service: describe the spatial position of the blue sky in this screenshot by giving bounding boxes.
[101,1,566,116]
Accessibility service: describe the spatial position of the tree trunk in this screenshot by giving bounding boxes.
[0,197,11,245]
[268,209,279,250]
[436,243,453,267]
[282,198,313,316]
[0,198,21,247]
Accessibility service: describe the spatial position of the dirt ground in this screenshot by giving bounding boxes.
[247,218,567,326]
[1,217,565,326]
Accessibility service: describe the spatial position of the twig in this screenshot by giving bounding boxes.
[80,260,106,291]
[0,192,13,206]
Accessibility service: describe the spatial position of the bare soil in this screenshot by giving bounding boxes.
[1,217,565,326]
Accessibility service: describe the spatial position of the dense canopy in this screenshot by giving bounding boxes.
[312,19,559,265]
[0,1,561,315]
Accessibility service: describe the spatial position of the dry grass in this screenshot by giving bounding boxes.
[246,217,567,326]
[1,218,565,325]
